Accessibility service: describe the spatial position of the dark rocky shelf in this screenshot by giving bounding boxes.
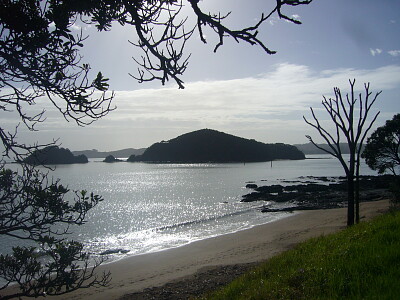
[242,175,393,213]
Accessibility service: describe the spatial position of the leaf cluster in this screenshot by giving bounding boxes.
[0,241,110,299]
[0,166,110,299]
[1,0,115,159]
[0,167,102,241]
[362,113,400,176]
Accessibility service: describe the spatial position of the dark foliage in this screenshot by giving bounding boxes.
[362,114,400,203]
[131,129,305,163]
[0,167,110,299]
[0,1,115,159]
[362,113,400,176]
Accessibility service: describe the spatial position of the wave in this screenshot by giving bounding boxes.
[155,205,264,233]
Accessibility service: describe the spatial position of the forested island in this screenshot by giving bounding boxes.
[24,146,88,165]
[127,129,305,163]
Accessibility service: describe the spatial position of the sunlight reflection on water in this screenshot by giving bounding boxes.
[1,155,378,263]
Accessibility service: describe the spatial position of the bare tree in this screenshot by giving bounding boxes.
[303,80,381,226]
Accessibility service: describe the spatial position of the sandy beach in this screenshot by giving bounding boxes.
[3,199,390,300]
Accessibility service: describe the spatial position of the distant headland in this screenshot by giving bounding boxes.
[127,129,305,163]
[73,148,146,158]
[294,142,364,155]
[72,141,351,159]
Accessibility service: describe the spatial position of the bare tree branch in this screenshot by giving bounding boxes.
[304,79,381,226]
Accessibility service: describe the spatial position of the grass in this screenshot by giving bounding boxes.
[202,211,400,300]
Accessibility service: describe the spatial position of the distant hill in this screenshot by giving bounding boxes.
[128,129,305,163]
[24,146,88,165]
[294,142,365,155]
[72,148,146,158]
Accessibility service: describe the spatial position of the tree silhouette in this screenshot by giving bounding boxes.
[1,0,313,156]
[1,1,312,298]
[362,114,400,176]
[362,114,400,202]
[0,166,110,299]
[304,80,381,226]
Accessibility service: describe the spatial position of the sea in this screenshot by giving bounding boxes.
[1,154,379,265]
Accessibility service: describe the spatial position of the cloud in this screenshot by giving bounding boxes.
[70,24,81,31]
[48,21,91,31]
[388,50,400,57]
[291,14,300,20]
[283,14,301,23]
[97,64,400,141]
[370,48,382,56]
[5,64,400,149]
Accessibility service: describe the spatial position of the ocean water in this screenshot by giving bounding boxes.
[1,155,378,263]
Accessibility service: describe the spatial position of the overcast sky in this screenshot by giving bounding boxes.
[9,0,400,151]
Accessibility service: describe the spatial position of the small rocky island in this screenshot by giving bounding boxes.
[23,146,88,165]
[128,129,305,163]
[103,155,122,163]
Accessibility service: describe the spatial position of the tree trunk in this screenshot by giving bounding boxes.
[355,172,360,224]
[347,175,355,226]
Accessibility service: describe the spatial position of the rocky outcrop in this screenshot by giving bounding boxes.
[245,183,258,189]
[242,175,393,212]
[103,155,122,163]
[100,248,130,255]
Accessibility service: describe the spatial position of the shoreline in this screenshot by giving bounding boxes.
[35,199,390,300]
[97,208,288,267]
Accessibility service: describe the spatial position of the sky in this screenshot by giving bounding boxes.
[5,0,400,151]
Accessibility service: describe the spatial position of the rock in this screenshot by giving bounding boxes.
[260,203,342,213]
[100,249,130,255]
[103,155,121,163]
[241,175,393,209]
[245,184,258,189]
[255,185,284,193]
